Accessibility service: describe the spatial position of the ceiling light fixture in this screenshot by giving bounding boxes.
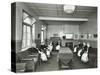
[63,5,76,14]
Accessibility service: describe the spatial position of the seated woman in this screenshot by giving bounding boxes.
[37,42,48,62]
[48,41,53,52]
[46,41,53,58]
[40,42,47,50]
[56,41,61,52]
[76,42,83,54]
[46,49,51,58]
[74,45,78,53]
[38,48,48,62]
[80,43,88,57]
[81,50,89,63]
[74,42,81,53]
[81,43,91,63]
[77,42,86,57]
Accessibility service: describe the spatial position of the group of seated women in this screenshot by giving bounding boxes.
[74,42,92,63]
[37,41,53,63]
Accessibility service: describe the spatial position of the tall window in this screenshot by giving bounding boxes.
[22,11,36,49]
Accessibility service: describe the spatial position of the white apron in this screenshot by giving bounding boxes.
[40,52,48,61]
[74,47,77,53]
[77,49,82,57]
[46,50,50,58]
[56,45,60,51]
[48,45,53,52]
[81,52,88,63]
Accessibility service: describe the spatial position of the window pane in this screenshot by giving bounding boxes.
[22,25,27,48]
[27,26,30,33]
[27,40,30,46]
[27,26,31,46]
[27,34,31,46]
[32,24,35,41]
[24,17,32,25]
[23,25,26,32]
[27,32,31,40]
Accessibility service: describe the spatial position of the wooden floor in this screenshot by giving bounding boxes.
[36,51,94,72]
[36,52,59,72]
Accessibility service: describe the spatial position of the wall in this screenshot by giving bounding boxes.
[11,3,16,52]
[47,12,97,48]
[15,2,45,53]
[47,23,80,47]
[79,12,97,34]
[47,22,79,39]
[79,12,97,48]
[11,3,16,71]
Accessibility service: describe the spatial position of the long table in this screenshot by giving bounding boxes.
[57,47,73,69]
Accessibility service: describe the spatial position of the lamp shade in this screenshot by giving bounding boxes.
[64,5,75,14]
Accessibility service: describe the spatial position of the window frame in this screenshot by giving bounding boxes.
[22,24,32,49]
[21,10,35,50]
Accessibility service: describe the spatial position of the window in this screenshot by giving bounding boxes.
[22,11,36,50]
[22,25,31,48]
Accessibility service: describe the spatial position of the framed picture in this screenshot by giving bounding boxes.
[87,34,92,39]
[93,34,97,38]
[74,34,79,39]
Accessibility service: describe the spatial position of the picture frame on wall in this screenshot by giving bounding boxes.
[74,34,79,39]
[93,34,97,38]
[80,34,88,39]
[84,34,88,39]
[87,34,92,39]
[80,34,84,39]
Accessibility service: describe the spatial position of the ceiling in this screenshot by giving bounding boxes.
[24,3,97,25]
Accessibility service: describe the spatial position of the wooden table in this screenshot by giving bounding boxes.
[58,47,73,69]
